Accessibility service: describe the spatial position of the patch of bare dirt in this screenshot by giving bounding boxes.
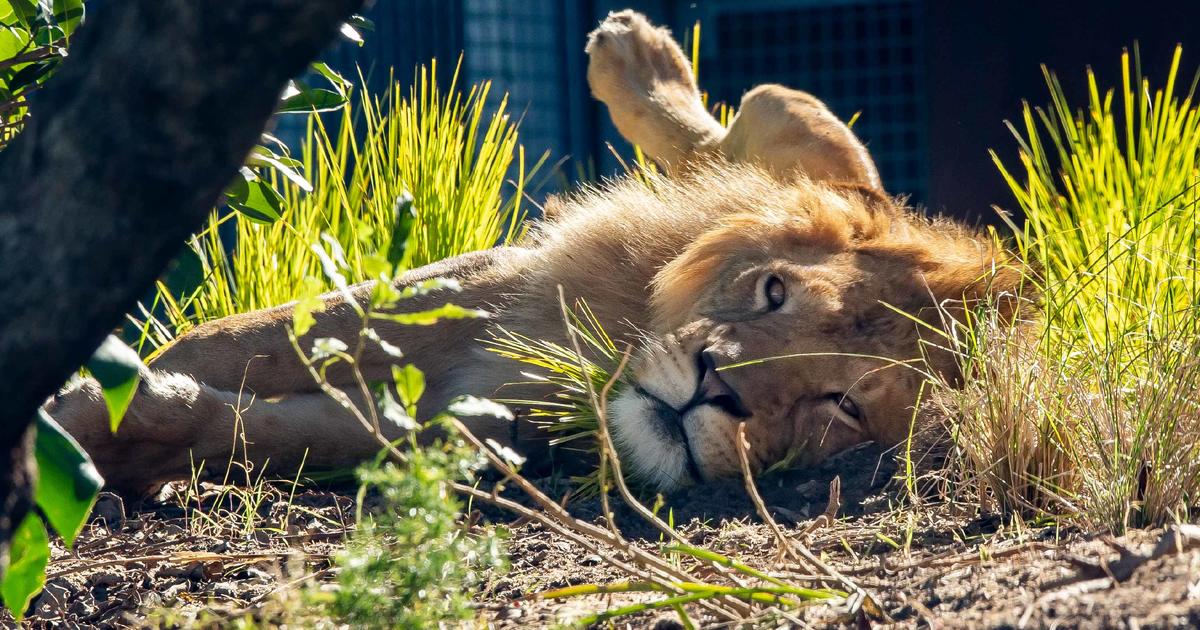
[6,446,1200,629]
[483,446,1200,628]
[6,486,352,628]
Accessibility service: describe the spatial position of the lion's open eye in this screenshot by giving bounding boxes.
[829,393,864,432]
[763,275,786,311]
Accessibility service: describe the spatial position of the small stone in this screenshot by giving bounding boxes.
[162,581,189,604]
[499,605,523,620]
[68,593,98,618]
[211,582,240,600]
[90,492,125,527]
[581,554,602,566]
[88,571,123,587]
[140,591,162,610]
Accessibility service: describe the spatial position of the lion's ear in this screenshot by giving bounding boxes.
[719,84,881,189]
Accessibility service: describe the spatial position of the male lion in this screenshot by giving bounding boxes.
[47,11,1020,493]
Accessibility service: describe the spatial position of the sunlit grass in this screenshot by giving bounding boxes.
[930,45,1200,532]
[136,62,534,349]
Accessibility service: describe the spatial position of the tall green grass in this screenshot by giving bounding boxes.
[138,63,531,348]
[934,46,1200,531]
[998,45,1200,348]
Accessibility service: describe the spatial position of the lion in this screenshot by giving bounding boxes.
[45,10,1021,493]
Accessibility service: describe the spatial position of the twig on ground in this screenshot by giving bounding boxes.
[445,422,743,621]
[736,422,799,565]
[845,540,1055,576]
[735,422,885,621]
[47,550,320,580]
[800,476,842,538]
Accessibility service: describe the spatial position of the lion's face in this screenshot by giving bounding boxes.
[609,184,1019,490]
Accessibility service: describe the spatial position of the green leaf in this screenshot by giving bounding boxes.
[49,0,82,36]
[4,0,36,28]
[348,14,374,32]
[247,145,311,192]
[361,253,393,283]
[369,275,402,309]
[31,22,61,46]
[1,513,49,621]
[277,84,346,114]
[397,277,462,299]
[6,57,56,93]
[292,276,325,337]
[0,25,31,63]
[378,388,419,431]
[392,364,425,416]
[311,337,348,361]
[224,169,284,224]
[34,409,101,547]
[386,193,416,268]
[310,61,352,96]
[338,22,363,45]
[85,335,143,433]
[372,303,488,326]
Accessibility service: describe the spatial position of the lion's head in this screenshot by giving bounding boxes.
[607,176,1024,490]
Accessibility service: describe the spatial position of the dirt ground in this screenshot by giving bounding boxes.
[6,446,1200,629]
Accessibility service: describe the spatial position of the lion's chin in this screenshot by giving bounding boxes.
[608,389,699,491]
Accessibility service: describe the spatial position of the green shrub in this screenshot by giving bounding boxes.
[325,433,506,629]
[0,0,82,148]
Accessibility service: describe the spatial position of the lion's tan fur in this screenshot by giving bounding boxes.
[46,10,1021,492]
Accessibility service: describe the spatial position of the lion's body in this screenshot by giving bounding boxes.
[48,10,1021,493]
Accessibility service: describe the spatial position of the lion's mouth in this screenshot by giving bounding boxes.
[634,385,704,483]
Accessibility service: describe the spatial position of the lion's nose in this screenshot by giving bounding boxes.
[697,349,751,418]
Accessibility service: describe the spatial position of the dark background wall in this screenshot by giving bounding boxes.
[310,0,1200,225]
[924,0,1200,223]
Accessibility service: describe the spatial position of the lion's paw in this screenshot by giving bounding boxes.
[585,10,696,104]
[43,371,206,493]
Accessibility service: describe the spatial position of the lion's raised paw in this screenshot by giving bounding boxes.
[586,10,696,101]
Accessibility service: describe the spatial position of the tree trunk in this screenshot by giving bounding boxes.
[0,0,364,567]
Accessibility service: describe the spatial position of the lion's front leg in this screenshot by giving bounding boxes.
[150,248,524,399]
[46,370,520,493]
[46,247,534,492]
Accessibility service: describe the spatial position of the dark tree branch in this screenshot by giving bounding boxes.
[0,0,364,558]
